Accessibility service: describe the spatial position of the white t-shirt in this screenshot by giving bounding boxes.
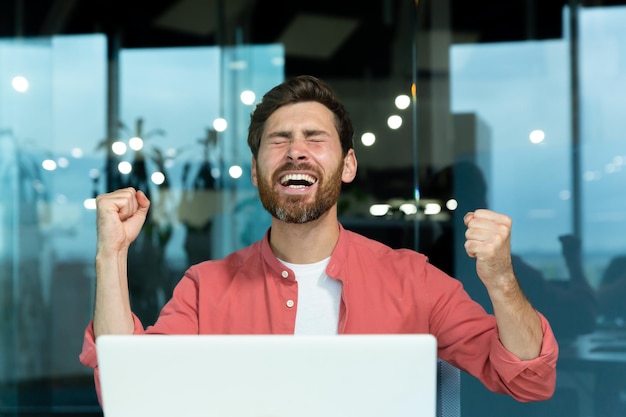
[279,257,342,335]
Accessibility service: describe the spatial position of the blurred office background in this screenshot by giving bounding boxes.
[1,0,625,416]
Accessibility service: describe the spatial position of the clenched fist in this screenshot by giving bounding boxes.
[96,187,151,254]
[464,209,515,290]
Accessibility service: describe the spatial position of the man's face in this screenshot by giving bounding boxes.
[251,101,356,224]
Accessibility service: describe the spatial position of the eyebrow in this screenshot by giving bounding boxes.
[266,129,331,139]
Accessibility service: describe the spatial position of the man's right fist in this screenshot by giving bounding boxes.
[96,187,151,253]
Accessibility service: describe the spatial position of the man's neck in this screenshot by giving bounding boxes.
[268,211,340,264]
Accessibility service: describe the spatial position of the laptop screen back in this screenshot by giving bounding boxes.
[95,334,438,417]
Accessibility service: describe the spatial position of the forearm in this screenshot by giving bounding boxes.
[93,250,135,337]
[489,272,543,360]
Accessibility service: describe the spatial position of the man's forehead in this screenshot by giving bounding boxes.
[263,102,337,133]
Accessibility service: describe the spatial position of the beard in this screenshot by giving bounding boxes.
[257,161,343,224]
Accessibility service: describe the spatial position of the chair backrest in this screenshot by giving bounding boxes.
[437,360,461,417]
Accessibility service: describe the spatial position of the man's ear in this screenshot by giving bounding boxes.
[251,156,258,187]
[341,149,358,184]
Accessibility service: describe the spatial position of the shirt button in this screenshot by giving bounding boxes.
[286,299,295,308]
[281,271,289,279]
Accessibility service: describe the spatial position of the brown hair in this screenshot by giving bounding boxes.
[247,75,354,159]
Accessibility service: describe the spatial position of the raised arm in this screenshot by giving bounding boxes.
[464,209,543,360]
[93,187,150,338]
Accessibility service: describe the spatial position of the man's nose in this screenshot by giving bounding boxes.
[287,138,308,160]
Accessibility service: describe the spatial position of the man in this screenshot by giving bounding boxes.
[80,75,558,405]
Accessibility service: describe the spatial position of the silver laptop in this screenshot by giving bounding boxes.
[95,333,438,417]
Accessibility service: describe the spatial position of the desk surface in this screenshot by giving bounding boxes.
[558,328,626,371]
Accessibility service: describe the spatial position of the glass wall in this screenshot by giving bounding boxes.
[0,32,283,415]
[0,0,625,416]
[1,34,107,415]
[416,2,626,416]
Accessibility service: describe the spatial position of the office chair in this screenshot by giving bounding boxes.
[437,359,461,417]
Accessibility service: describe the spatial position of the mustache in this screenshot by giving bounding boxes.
[272,162,317,180]
[277,162,314,172]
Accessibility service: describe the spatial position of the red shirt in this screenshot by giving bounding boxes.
[80,223,558,403]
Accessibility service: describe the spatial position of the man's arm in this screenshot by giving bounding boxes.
[464,209,543,360]
[93,187,150,337]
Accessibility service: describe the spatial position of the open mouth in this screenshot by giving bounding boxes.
[279,173,317,188]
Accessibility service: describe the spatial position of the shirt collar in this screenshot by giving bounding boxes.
[259,222,351,279]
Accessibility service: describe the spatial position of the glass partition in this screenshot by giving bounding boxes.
[0,34,284,415]
[416,2,626,416]
[0,34,107,415]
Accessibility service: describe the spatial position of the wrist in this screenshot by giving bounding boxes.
[487,271,523,298]
[96,244,129,260]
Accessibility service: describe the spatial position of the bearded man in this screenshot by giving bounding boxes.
[80,75,558,407]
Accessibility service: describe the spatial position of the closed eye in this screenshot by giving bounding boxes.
[306,136,327,143]
[303,130,331,141]
[269,137,289,145]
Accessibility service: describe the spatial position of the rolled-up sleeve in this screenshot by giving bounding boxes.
[486,312,558,401]
[78,314,146,405]
[426,263,558,402]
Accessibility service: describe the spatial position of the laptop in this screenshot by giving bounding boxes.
[95,333,438,417]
